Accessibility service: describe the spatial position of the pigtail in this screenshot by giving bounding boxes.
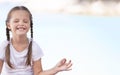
[5,27,13,68]
[30,20,33,38]
[26,41,32,66]
[26,15,33,66]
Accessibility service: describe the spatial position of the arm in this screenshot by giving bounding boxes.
[33,58,72,75]
[0,60,3,74]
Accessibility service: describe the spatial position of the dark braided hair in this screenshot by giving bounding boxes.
[5,6,33,68]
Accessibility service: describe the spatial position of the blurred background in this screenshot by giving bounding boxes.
[0,0,120,75]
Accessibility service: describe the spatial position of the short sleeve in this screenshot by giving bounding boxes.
[32,41,44,61]
[0,41,8,60]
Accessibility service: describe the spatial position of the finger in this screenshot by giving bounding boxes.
[66,60,72,69]
[61,58,66,64]
[67,63,72,69]
[64,65,72,71]
[57,58,66,67]
[67,63,73,68]
[65,68,72,71]
[66,60,71,66]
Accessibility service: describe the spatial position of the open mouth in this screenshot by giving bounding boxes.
[17,27,26,31]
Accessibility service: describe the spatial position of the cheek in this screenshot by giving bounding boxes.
[28,24,30,28]
[28,23,31,28]
[27,24,31,30]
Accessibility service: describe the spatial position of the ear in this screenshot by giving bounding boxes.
[6,22,11,30]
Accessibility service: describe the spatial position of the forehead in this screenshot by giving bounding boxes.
[10,10,30,18]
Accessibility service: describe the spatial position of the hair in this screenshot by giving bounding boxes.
[5,6,33,68]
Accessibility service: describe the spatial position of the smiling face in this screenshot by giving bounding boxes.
[7,10,30,37]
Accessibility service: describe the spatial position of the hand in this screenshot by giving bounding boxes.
[54,58,72,72]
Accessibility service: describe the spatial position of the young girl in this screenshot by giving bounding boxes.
[0,6,72,75]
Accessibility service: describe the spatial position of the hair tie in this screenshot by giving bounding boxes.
[31,38,33,41]
[8,41,10,44]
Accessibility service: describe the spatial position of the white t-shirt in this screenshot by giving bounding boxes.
[0,39,44,75]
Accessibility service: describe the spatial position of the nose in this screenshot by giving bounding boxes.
[19,21,24,26]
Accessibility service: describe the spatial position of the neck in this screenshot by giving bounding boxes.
[12,35,28,44]
[11,35,29,52]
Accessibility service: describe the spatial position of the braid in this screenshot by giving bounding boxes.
[6,28,10,41]
[26,41,32,66]
[26,14,33,66]
[5,28,13,68]
[31,21,33,38]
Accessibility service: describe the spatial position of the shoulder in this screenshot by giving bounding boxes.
[32,40,44,61]
[0,40,9,49]
[32,40,43,53]
[32,41,40,47]
[32,41,42,51]
[0,40,8,60]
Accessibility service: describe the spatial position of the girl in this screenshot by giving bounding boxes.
[0,6,72,75]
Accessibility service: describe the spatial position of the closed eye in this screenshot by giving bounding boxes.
[14,20,19,23]
[23,20,29,23]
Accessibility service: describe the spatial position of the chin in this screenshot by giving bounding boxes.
[16,33,27,36]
